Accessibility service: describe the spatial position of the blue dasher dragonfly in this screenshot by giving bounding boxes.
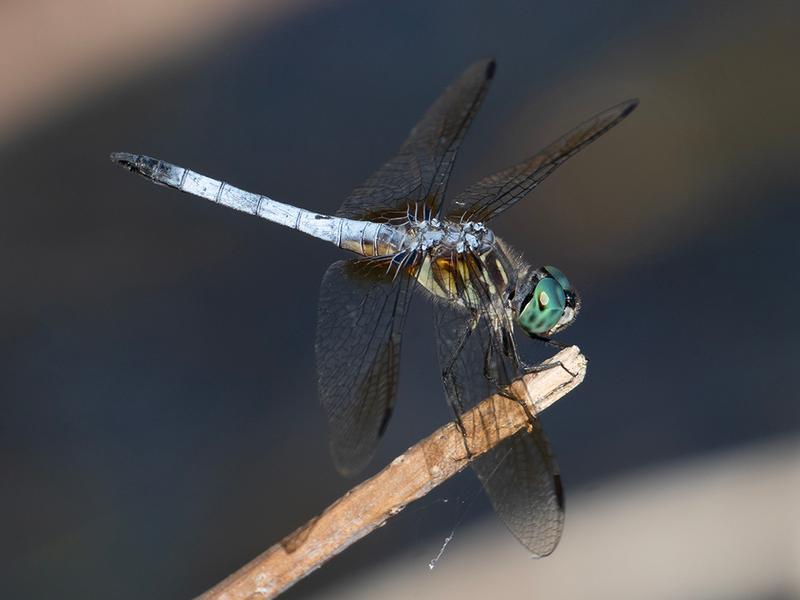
[112,59,636,557]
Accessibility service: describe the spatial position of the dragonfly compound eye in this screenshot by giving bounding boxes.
[518,276,566,335]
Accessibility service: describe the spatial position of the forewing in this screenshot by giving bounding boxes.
[319,61,494,472]
[433,255,564,555]
[337,59,496,221]
[448,98,638,222]
[316,259,415,475]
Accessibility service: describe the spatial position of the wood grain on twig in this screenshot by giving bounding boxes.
[197,345,587,600]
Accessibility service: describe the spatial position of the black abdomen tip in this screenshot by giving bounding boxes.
[485,59,496,79]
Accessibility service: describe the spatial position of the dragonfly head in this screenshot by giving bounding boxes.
[515,266,580,338]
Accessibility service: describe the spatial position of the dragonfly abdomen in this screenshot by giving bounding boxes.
[111,153,404,253]
[110,154,503,296]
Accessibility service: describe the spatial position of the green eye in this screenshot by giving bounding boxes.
[518,277,566,334]
[544,265,571,291]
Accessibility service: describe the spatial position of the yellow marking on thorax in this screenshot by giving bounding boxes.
[411,252,509,309]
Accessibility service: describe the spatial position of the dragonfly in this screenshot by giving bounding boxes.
[112,59,637,557]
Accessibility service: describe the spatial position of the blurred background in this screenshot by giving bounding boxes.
[1,1,798,598]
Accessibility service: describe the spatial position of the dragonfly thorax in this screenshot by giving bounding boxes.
[404,218,495,256]
[405,218,512,309]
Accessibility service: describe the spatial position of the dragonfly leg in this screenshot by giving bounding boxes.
[521,335,577,377]
[442,369,473,460]
[529,333,570,350]
[521,360,577,379]
[482,343,538,424]
[498,326,561,392]
[520,360,577,377]
[440,314,478,375]
[441,312,480,459]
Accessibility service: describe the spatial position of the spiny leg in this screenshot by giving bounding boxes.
[508,331,577,378]
[440,312,480,457]
[482,336,538,425]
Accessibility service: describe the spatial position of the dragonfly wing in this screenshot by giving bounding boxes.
[472,423,564,556]
[316,258,415,475]
[337,59,496,221]
[448,98,638,223]
[319,60,493,472]
[433,254,564,555]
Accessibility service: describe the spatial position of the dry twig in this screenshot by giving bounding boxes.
[197,345,587,600]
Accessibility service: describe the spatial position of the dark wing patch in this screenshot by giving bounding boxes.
[449,99,638,223]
